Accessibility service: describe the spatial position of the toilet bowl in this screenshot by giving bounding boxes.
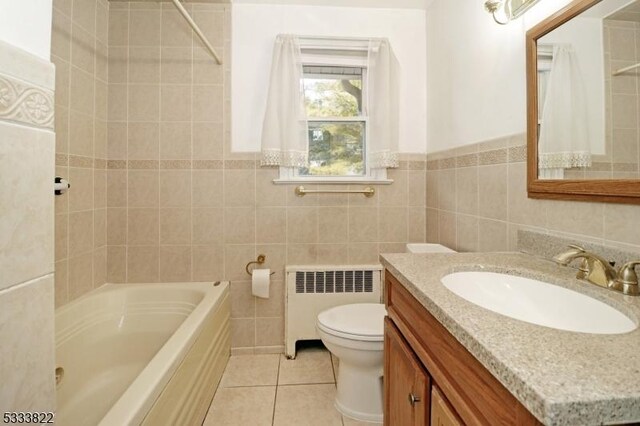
[316,303,387,423]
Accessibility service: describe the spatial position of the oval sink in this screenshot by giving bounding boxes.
[441,271,637,334]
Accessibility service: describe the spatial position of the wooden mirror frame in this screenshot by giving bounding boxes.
[526,0,640,204]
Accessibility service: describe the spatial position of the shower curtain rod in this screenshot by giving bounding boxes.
[170,0,222,65]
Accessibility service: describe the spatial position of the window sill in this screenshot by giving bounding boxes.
[272,178,394,185]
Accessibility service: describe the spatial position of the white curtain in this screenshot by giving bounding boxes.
[538,44,591,179]
[260,35,308,167]
[367,39,400,169]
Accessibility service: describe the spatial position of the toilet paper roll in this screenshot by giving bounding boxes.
[252,268,271,299]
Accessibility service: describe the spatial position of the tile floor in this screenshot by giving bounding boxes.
[203,343,374,426]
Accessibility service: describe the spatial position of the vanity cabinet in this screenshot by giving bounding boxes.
[383,271,541,426]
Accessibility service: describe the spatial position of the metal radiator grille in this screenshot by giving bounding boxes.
[294,270,374,294]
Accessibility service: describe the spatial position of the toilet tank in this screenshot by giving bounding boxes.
[405,244,456,254]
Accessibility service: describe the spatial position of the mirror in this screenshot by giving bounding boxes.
[527,0,640,204]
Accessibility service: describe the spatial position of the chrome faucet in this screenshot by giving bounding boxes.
[553,245,640,296]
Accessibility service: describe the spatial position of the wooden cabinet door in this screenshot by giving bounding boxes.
[384,317,430,426]
[431,386,462,426]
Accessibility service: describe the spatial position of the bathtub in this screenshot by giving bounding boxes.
[55,281,230,426]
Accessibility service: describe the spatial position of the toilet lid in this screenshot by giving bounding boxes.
[317,304,387,339]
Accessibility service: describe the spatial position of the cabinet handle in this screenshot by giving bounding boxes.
[408,393,421,406]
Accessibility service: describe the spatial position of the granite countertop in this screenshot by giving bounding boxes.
[380,252,640,426]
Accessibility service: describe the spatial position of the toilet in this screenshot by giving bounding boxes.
[317,303,387,423]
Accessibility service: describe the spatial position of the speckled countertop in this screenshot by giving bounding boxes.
[380,252,640,426]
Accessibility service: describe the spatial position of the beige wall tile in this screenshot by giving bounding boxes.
[160,122,191,159]
[478,219,508,252]
[71,25,95,75]
[161,9,194,47]
[287,207,318,244]
[408,170,426,207]
[129,9,161,47]
[107,208,127,245]
[159,208,192,245]
[94,246,107,288]
[193,122,223,159]
[256,317,284,346]
[107,246,126,283]
[318,207,348,244]
[256,280,284,318]
[478,164,507,221]
[108,84,127,121]
[224,208,256,244]
[438,211,457,250]
[161,47,193,84]
[379,207,408,243]
[348,207,377,243]
[225,244,256,281]
[456,215,478,253]
[287,243,317,265]
[379,169,407,206]
[129,85,160,121]
[455,166,478,215]
[256,208,286,244]
[230,281,254,318]
[129,170,160,208]
[128,208,160,245]
[507,163,546,227]
[68,211,93,256]
[231,318,256,348]
[160,85,192,122]
[547,201,604,238]
[129,47,161,84]
[256,170,286,207]
[69,110,94,157]
[160,246,191,282]
[128,246,160,283]
[68,251,93,300]
[317,244,349,264]
[129,122,160,160]
[193,244,224,281]
[70,66,95,114]
[107,170,127,207]
[224,170,256,207]
[192,170,223,207]
[193,208,224,244]
[408,207,426,243]
[193,85,223,122]
[604,203,640,245]
[347,243,379,264]
[159,170,191,207]
[94,207,107,249]
[108,9,129,47]
[55,214,68,261]
[68,167,94,212]
[437,168,456,212]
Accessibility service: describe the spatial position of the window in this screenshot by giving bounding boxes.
[301,66,366,177]
[263,36,398,183]
[276,48,390,184]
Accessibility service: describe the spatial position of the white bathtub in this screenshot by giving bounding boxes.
[55,282,230,426]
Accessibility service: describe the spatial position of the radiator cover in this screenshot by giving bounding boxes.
[285,264,383,359]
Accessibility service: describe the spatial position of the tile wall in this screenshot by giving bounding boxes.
[104,2,427,352]
[0,42,56,411]
[426,134,640,255]
[52,0,110,306]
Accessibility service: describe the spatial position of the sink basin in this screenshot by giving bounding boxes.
[441,271,637,334]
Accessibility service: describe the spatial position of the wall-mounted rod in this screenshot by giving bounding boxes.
[170,0,222,65]
[295,186,375,198]
[613,62,640,77]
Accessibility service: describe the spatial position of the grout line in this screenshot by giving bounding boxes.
[271,353,281,426]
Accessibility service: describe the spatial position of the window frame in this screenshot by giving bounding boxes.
[273,48,392,185]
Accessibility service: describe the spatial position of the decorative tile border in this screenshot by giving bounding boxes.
[0,73,54,130]
[69,155,94,168]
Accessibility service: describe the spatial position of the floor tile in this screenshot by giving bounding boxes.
[204,386,276,426]
[220,354,280,388]
[273,384,342,426]
[331,353,339,380]
[278,348,335,385]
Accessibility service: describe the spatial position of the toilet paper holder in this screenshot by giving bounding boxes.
[245,254,276,276]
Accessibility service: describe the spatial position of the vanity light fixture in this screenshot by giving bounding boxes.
[484,0,542,25]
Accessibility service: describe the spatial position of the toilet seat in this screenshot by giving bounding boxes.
[317,303,386,342]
